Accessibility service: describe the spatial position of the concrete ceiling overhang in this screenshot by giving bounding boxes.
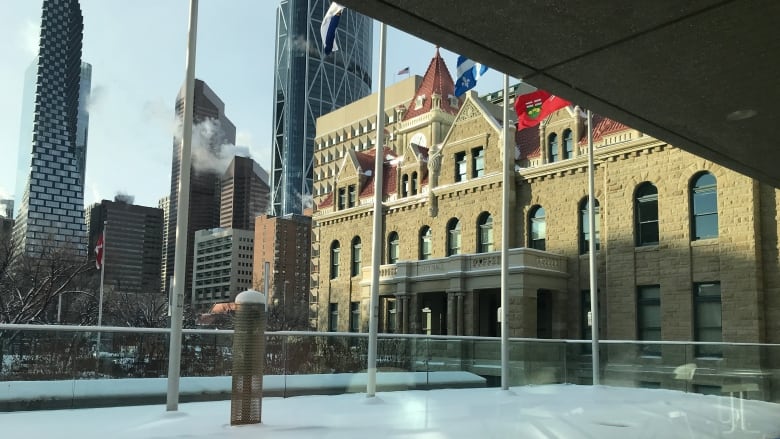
[339,0,780,186]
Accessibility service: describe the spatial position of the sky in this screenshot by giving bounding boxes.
[0,0,507,210]
[2,379,779,438]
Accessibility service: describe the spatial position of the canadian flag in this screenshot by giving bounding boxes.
[94,232,104,270]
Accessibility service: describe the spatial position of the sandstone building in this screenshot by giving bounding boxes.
[310,49,780,395]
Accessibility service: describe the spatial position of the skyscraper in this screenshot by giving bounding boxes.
[270,0,373,216]
[13,0,87,256]
[219,156,270,230]
[164,79,236,296]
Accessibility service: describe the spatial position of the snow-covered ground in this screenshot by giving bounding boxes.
[2,383,778,439]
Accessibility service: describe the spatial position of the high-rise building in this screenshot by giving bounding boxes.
[270,0,373,216]
[219,156,270,230]
[13,0,88,256]
[88,197,164,295]
[164,79,236,296]
[254,213,312,329]
[158,195,170,292]
[192,228,254,307]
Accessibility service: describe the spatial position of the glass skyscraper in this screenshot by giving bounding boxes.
[13,0,88,256]
[270,0,373,215]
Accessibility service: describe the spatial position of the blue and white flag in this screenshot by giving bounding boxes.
[454,56,488,97]
[321,2,345,56]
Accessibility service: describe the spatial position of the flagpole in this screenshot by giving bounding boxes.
[96,220,106,354]
[367,21,387,398]
[500,74,512,390]
[167,0,198,412]
[587,109,601,385]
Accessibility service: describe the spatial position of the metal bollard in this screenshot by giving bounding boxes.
[230,289,266,425]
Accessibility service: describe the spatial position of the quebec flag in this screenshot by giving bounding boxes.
[454,56,488,97]
[321,2,345,56]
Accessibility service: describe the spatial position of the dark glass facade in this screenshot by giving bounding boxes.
[13,0,87,256]
[271,0,373,216]
[164,79,236,296]
[219,156,270,230]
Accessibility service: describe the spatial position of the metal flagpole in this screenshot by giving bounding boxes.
[96,220,107,354]
[500,74,511,390]
[367,21,387,398]
[587,109,601,385]
[167,0,198,412]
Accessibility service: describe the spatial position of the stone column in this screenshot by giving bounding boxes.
[508,287,537,338]
[447,292,456,335]
[402,296,410,334]
[457,293,465,336]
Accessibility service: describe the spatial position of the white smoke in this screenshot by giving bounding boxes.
[0,187,12,200]
[114,193,135,204]
[21,19,40,56]
[172,118,252,175]
[292,35,319,57]
[86,85,107,113]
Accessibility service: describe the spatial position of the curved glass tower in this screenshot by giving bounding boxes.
[271,0,373,216]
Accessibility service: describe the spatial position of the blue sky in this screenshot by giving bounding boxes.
[0,0,507,209]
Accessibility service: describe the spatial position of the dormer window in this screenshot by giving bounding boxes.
[415,95,426,110]
[448,95,458,108]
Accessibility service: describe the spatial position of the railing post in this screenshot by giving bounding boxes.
[230,290,266,426]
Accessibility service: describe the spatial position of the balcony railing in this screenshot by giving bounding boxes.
[1,323,778,411]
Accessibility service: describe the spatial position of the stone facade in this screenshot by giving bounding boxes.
[310,54,780,396]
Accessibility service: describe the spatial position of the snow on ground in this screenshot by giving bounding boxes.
[2,384,779,439]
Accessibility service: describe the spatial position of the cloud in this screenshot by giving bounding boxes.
[21,19,40,56]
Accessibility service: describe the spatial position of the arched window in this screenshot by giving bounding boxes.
[419,226,432,260]
[548,133,558,163]
[529,206,546,250]
[563,129,573,159]
[691,172,718,240]
[477,212,494,253]
[330,241,340,279]
[635,182,659,246]
[446,218,461,256]
[411,171,418,195]
[579,198,601,254]
[351,236,362,276]
[387,232,399,264]
[401,174,409,197]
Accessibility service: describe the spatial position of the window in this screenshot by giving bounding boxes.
[579,198,601,254]
[330,241,340,279]
[635,183,659,246]
[455,152,467,182]
[447,218,461,256]
[411,172,418,195]
[401,174,409,197]
[477,212,494,253]
[351,236,362,276]
[387,232,399,264]
[337,188,346,210]
[350,301,360,332]
[348,184,356,207]
[694,282,722,357]
[691,172,718,240]
[529,206,546,250]
[472,147,485,178]
[637,285,661,356]
[420,226,432,260]
[563,129,573,159]
[548,133,558,163]
[329,303,339,332]
[384,297,397,333]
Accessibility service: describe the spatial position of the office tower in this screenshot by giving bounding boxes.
[164,79,236,296]
[254,213,312,329]
[88,197,164,295]
[270,0,373,216]
[158,195,170,292]
[12,0,87,256]
[219,156,270,230]
[192,228,254,307]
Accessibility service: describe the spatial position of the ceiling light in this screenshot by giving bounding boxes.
[726,109,757,121]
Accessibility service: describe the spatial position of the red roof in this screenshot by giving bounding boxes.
[358,147,398,199]
[516,125,540,159]
[403,48,458,120]
[578,114,630,145]
[319,191,334,208]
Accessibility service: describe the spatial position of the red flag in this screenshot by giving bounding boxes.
[515,90,572,131]
[95,232,104,269]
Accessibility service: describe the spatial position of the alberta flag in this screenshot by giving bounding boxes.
[454,56,488,97]
[514,90,572,130]
[321,2,345,56]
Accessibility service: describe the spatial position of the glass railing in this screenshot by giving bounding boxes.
[1,324,778,410]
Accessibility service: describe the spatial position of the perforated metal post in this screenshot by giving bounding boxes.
[230,290,266,425]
